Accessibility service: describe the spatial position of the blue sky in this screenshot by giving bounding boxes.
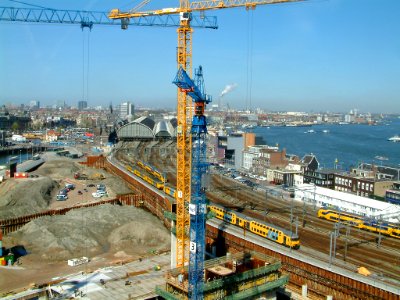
[1,0,399,113]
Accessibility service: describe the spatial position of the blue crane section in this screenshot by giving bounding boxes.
[173,66,211,300]
[0,6,218,29]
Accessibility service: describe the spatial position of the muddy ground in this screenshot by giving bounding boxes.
[0,152,171,295]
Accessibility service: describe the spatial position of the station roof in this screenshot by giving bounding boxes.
[117,117,177,140]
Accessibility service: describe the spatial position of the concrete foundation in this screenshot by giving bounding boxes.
[156,251,288,300]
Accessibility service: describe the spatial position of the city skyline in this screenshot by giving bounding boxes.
[1,0,399,113]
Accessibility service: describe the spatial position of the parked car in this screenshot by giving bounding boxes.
[92,190,108,198]
[59,188,68,195]
[65,183,75,190]
[56,194,68,201]
[96,184,106,190]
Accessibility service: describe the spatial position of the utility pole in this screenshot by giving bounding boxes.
[290,195,294,253]
[313,184,316,211]
[329,232,334,267]
[344,225,350,262]
[377,218,382,248]
[290,196,293,236]
[333,224,338,258]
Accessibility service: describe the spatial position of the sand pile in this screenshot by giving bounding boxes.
[34,158,80,179]
[7,204,170,261]
[0,177,59,219]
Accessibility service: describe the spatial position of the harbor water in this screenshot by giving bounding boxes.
[253,118,400,170]
[0,149,37,165]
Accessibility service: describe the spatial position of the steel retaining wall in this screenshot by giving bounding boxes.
[0,194,141,235]
[104,158,173,229]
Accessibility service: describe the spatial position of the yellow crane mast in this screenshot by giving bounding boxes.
[109,0,305,270]
[175,0,193,268]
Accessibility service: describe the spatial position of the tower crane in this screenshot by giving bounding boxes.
[173,65,211,298]
[109,1,305,299]
[0,5,217,29]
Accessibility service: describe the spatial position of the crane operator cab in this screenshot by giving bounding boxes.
[180,12,191,21]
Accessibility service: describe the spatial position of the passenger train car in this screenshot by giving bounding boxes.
[126,165,164,190]
[209,205,300,249]
[136,160,166,183]
[318,208,400,239]
[164,186,177,198]
[118,159,302,248]
[126,164,175,195]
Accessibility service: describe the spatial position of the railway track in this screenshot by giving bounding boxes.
[117,144,400,289]
[209,173,400,284]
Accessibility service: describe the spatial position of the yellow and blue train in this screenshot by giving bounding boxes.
[209,205,300,249]
[164,185,177,198]
[126,165,164,190]
[126,162,301,249]
[126,164,175,195]
[136,160,166,183]
[318,208,400,239]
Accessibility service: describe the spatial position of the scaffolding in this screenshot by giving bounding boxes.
[156,251,288,300]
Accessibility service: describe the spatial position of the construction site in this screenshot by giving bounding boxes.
[0,137,399,299]
[156,251,287,299]
[1,1,400,300]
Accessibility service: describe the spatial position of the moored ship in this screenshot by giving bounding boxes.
[388,135,400,142]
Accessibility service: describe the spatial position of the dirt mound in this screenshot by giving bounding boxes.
[7,204,170,262]
[0,177,59,219]
[34,158,80,179]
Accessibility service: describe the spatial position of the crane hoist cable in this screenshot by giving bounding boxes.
[82,28,91,105]
[246,9,254,112]
[7,0,48,9]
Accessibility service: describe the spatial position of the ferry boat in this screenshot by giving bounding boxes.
[388,135,400,142]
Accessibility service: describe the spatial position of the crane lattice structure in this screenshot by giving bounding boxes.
[173,65,211,298]
[0,5,217,29]
[109,1,305,299]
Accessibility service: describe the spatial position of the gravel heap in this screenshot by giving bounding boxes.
[8,204,170,261]
[0,177,58,219]
[34,157,81,179]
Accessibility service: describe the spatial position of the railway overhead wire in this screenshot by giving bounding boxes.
[113,141,400,294]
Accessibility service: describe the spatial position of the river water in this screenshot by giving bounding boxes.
[0,148,39,165]
[1,118,399,171]
[253,117,400,170]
